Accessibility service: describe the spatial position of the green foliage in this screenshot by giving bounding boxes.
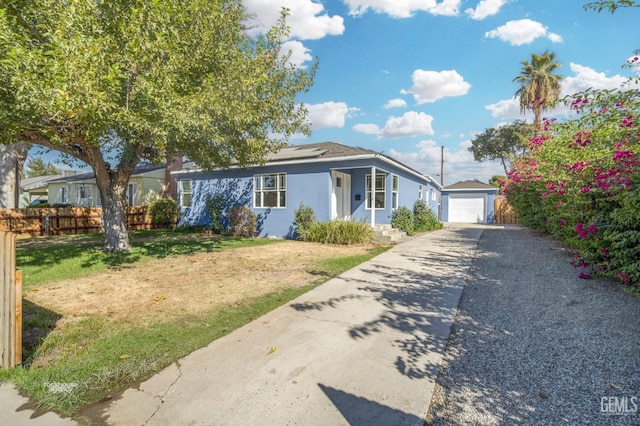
[391,206,415,236]
[469,121,534,174]
[227,206,257,237]
[304,220,374,245]
[513,50,563,127]
[148,199,178,229]
[25,202,50,208]
[0,1,315,251]
[205,195,225,234]
[584,0,639,12]
[293,203,316,241]
[413,201,443,232]
[505,72,640,287]
[24,157,60,178]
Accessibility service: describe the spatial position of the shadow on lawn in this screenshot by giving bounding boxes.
[21,300,62,367]
[16,234,249,272]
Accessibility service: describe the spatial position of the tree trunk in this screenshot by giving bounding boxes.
[0,143,29,208]
[95,167,132,252]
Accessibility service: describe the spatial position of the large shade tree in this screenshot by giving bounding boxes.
[0,142,27,208]
[513,50,563,129]
[468,120,534,174]
[0,0,315,251]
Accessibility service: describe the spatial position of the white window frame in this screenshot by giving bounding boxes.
[127,183,138,207]
[392,175,399,210]
[59,186,69,204]
[77,184,94,206]
[431,189,437,201]
[418,184,423,201]
[365,173,386,210]
[179,179,192,208]
[254,173,287,209]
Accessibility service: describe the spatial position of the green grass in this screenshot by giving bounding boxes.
[17,231,280,289]
[2,233,390,420]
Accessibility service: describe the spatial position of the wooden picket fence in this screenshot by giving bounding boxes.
[1,232,21,368]
[494,198,520,224]
[0,206,153,237]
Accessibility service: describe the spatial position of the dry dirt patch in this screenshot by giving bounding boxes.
[27,241,377,323]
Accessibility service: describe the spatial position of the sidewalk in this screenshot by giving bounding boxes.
[75,224,483,425]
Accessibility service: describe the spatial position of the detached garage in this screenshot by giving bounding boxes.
[441,180,498,224]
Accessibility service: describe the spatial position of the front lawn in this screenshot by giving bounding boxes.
[1,230,389,421]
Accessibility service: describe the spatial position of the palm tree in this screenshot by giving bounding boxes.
[513,50,563,129]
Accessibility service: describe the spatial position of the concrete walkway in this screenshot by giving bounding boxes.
[78,224,483,425]
[2,224,484,425]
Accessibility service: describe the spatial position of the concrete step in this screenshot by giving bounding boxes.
[372,225,407,243]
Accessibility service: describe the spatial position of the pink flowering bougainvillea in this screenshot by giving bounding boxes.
[505,73,640,289]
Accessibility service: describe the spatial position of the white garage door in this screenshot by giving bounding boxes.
[448,195,485,223]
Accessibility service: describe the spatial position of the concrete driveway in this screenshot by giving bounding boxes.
[73,224,484,425]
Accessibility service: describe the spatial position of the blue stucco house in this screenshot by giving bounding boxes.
[174,142,441,237]
[441,180,499,224]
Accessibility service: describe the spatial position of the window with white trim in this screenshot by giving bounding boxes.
[431,189,436,201]
[127,183,138,207]
[59,186,69,204]
[392,175,399,210]
[179,180,192,208]
[418,184,423,201]
[365,173,386,210]
[254,173,286,208]
[77,184,94,206]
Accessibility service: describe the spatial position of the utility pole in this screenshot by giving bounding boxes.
[440,145,444,187]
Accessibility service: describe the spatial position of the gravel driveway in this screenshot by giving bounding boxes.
[427,225,640,425]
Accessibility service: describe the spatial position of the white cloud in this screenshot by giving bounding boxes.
[388,140,505,186]
[384,98,408,109]
[353,123,381,134]
[380,111,435,138]
[281,41,313,69]
[465,0,508,20]
[244,0,345,40]
[401,69,471,104]
[485,19,563,46]
[561,63,630,96]
[344,0,460,18]
[305,101,357,130]
[485,98,531,120]
[486,62,637,120]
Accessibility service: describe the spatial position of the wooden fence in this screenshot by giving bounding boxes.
[0,206,153,237]
[1,232,21,368]
[494,198,520,224]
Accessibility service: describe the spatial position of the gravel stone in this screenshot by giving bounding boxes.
[426,225,640,426]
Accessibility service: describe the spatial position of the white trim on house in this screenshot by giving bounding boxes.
[174,153,441,190]
[253,172,287,209]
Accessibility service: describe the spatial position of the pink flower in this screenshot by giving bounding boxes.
[560,218,567,226]
[556,201,563,208]
[587,224,598,234]
[600,247,609,257]
[617,273,630,285]
[579,272,592,280]
[581,186,591,193]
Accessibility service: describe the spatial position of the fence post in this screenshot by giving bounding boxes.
[1,231,21,368]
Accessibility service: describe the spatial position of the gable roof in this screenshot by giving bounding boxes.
[48,164,165,184]
[444,180,499,191]
[179,141,442,190]
[20,174,65,190]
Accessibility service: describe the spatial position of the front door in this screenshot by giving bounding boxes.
[331,171,351,219]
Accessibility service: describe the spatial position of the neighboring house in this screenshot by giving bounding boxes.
[19,174,63,207]
[174,141,442,238]
[441,180,499,224]
[47,164,166,207]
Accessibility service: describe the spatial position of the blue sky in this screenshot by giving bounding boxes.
[33,0,640,186]
[244,0,640,185]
